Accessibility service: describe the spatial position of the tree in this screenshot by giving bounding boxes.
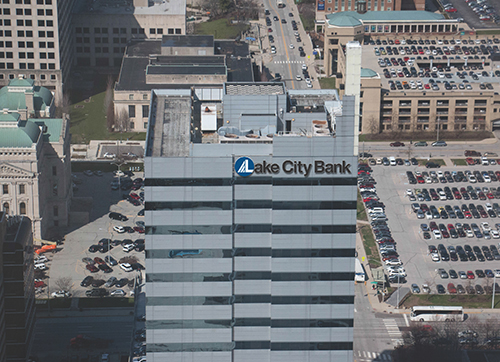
[103,76,115,132]
[365,115,380,135]
[114,108,130,133]
[54,91,71,118]
[54,276,74,295]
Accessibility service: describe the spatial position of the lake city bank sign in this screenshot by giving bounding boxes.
[234,157,352,177]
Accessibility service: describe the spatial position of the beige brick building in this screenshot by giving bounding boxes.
[0,78,71,239]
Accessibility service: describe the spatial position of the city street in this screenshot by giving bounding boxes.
[262,0,319,90]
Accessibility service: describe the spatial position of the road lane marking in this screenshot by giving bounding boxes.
[404,314,409,326]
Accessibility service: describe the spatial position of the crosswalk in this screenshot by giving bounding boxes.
[273,60,305,64]
[383,318,403,345]
[356,350,393,361]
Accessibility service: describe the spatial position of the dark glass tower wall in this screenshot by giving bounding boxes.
[144,93,357,362]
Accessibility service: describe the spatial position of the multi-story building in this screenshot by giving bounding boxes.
[0,213,5,362]
[114,35,253,132]
[0,78,71,239]
[0,0,74,104]
[144,83,358,362]
[322,10,500,134]
[1,215,35,362]
[315,0,426,31]
[72,0,186,68]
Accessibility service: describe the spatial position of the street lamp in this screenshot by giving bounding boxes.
[493,274,497,309]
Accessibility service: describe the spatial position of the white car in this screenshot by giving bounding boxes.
[120,263,133,272]
[110,289,126,297]
[384,258,402,266]
[296,74,302,81]
[103,152,116,159]
[34,263,47,270]
[433,230,442,239]
[113,226,126,233]
[486,203,493,211]
[289,44,295,49]
[302,64,307,70]
[123,243,135,252]
[484,174,492,183]
[406,189,413,196]
[481,222,491,232]
[51,290,71,298]
[35,255,48,263]
[492,230,500,239]
[431,252,440,262]
[459,271,467,279]
[306,82,313,88]
[494,269,500,277]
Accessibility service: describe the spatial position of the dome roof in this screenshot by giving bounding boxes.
[326,12,363,27]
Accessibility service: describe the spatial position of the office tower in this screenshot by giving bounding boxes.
[0,0,75,103]
[2,215,35,362]
[144,84,357,362]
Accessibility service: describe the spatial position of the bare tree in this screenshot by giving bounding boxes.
[365,115,380,135]
[54,276,74,295]
[114,108,130,133]
[103,76,115,131]
[54,91,71,118]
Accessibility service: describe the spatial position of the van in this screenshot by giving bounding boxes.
[389,157,397,166]
[411,203,421,213]
[368,207,384,214]
[482,157,489,166]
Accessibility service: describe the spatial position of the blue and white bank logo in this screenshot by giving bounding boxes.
[235,157,254,177]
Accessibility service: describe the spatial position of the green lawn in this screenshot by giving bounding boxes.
[70,91,146,144]
[451,159,467,166]
[477,29,500,35]
[299,15,314,32]
[403,294,500,309]
[417,159,446,166]
[357,191,367,221]
[194,19,249,39]
[319,77,336,89]
[360,225,381,268]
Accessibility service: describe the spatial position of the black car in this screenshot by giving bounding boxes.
[88,244,99,253]
[99,244,110,253]
[109,212,128,221]
[98,238,111,246]
[115,278,129,288]
[105,255,118,266]
[85,288,108,297]
[138,209,145,216]
[91,279,105,287]
[81,276,94,287]
[426,162,441,169]
[135,244,145,252]
[436,284,446,294]
[132,262,145,270]
[98,264,113,273]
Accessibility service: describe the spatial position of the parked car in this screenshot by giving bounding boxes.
[109,212,128,221]
[80,276,94,287]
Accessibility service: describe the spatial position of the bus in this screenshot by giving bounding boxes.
[277,0,285,8]
[409,306,464,322]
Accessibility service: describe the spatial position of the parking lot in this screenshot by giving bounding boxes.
[367,161,500,296]
[363,36,500,93]
[40,170,145,299]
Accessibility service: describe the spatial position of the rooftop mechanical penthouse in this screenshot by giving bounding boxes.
[143,83,358,362]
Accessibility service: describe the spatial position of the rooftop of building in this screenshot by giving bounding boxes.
[162,35,213,48]
[327,10,446,27]
[360,35,500,95]
[224,82,285,95]
[148,89,192,157]
[0,79,53,112]
[0,111,63,147]
[116,39,252,91]
[73,0,185,15]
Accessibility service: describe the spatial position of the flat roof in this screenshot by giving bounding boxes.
[150,90,192,157]
[361,37,500,94]
[73,0,185,15]
[116,39,253,91]
[162,35,214,48]
[151,55,226,66]
[327,11,445,27]
[146,65,227,75]
[225,83,285,96]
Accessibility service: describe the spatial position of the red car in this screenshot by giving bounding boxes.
[93,257,106,265]
[467,271,475,279]
[464,211,472,219]
[268,28,272,32]
[133,226,145,234]
[35,280,46,288]
[417,176,425,184]
[447,283,457,294]
[445,7,457,12]
[487,193,495,199]
[424,84,430,89]
[390,141,405,147]
[466,158,475,165]
[130,193,141,200]
[86,264,99,273]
